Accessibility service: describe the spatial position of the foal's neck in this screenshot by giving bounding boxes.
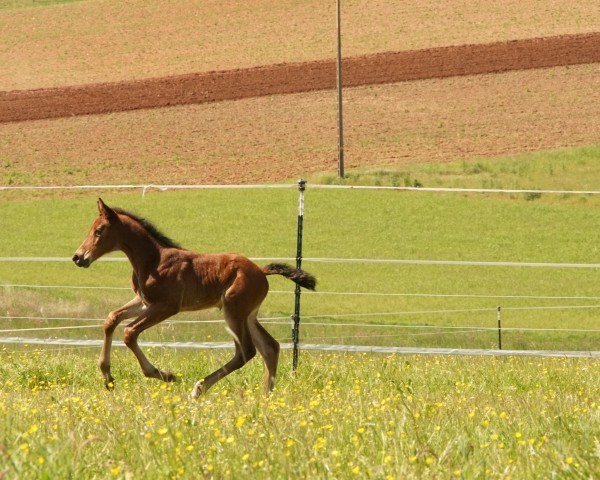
[118,217,163,274]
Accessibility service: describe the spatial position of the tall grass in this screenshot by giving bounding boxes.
[0,348,597,479]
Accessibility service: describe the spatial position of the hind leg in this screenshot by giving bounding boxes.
[248,309,280,393]
[190,304,256,398]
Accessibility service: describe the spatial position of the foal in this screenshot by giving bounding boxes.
[73,199,316,397]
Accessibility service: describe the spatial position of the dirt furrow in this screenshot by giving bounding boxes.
[1,32,598,124]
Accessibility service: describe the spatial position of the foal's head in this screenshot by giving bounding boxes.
[72,198,121,268]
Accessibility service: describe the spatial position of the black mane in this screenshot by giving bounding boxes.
[114,208,182,249]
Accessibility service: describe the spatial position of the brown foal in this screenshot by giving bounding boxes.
[73,199,316,397]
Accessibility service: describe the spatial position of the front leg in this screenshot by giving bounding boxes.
[99,296,145,389]
[122,303,179,382]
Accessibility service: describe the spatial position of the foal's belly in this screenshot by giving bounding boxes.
[179,295,223,312]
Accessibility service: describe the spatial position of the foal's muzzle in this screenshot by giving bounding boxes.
[72,253,91,268]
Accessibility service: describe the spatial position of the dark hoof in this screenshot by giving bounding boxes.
[159,371,178,382]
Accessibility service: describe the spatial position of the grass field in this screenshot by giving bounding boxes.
[2,115,599,480]
[0,348,597,479]
[2,147,600,352]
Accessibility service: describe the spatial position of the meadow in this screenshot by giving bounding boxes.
[0,347,597,479]
[2,147,600,353]
[1,151,599,479]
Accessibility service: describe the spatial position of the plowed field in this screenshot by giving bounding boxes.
[2,33,598,123]
[0,0,598,185]
[2,63,598,186]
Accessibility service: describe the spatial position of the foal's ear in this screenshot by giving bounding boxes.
[97,198,118,220]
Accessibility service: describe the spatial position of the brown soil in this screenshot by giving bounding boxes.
[3,0,599,91]
[2,33,599,123]
[2,63,598,186]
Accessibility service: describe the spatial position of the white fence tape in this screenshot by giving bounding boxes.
[3,182,600,355]
[2,313,599,334]
[2,183,600,195]
[0,183,297,193]
[2,256,600,269]
[4,283,600,301]
[0,336,597,358]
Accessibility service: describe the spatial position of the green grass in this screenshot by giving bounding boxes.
[2,148,600,351]
[0,348,597,479]
[1,148,599,478]
[315,145,600,192]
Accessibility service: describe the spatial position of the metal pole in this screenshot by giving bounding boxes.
[497,306,502,350]
[336,0,345,178]
[292,179,306,371]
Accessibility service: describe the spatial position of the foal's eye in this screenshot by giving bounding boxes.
[94,228,103,237]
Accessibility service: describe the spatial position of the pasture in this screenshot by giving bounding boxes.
[2,147,600,354]
[1,347,598,479]
[1,148,600,479]
[1,0,599,478]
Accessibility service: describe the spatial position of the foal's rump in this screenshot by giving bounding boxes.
[191,253,317,293]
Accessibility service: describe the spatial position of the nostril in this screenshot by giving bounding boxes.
[72,254,80,263]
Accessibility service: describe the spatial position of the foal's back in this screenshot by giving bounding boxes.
[154,249,270,313]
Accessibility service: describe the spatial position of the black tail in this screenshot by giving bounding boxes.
[262,263,317,291]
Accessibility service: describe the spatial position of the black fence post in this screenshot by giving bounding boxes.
[497,306,502,350]
[292,179,306,372]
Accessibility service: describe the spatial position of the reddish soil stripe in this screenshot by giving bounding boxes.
[1,32,598,123]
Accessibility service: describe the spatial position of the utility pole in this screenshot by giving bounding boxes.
[336,0,345,178]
